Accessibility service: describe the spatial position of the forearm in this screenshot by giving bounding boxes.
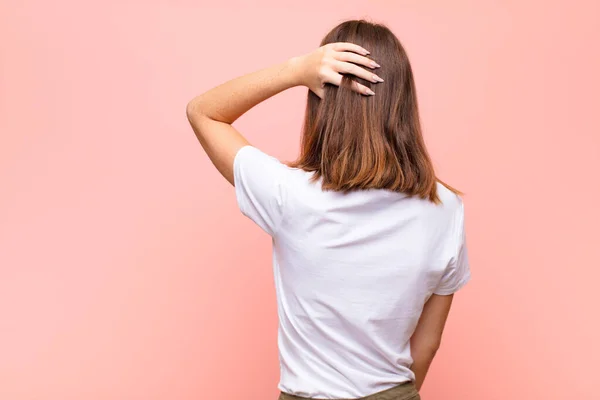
[410,348,437,391]
[187,57,303,124]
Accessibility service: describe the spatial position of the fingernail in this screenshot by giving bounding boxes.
[364,49,370,55]
[373,75,384,82]
[372,61,381,68]
[366,88,375,95]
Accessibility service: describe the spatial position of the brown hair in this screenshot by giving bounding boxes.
[289,19,460,203]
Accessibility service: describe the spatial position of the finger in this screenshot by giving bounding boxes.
[326,71,375,96]
[333,60,384,84]
[334,51,380,69]
[330,42,370,56]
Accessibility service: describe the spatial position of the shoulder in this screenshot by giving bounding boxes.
[435,182,467,244]
[435,182,464,214]
[233,145,315,202]
[418,182,465,236]
[234,145,283,170]
[233,145,298,186]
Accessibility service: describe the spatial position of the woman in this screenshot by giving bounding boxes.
[186,19,470,400]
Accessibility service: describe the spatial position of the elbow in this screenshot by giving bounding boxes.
[186,99,211,131]
[186,98,201,122]
[185,99,207,141]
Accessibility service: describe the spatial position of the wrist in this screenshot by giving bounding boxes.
[285,55,306,88]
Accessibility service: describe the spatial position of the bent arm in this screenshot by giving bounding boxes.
[186,43,376,184]
[410,293,454,391]
[186,59,303,184]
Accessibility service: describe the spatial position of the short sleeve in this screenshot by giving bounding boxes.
[233,145,288,236]
[433,201,471,295]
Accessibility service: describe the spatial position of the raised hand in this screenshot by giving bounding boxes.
[292,42,383,98]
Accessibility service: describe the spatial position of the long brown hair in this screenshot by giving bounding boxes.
[289,19,460,203]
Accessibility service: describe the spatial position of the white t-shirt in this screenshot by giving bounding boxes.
[233,145,471,399]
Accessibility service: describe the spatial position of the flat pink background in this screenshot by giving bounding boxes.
[1,1,599,399]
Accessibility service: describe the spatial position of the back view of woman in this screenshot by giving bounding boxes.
[187,19,471,400]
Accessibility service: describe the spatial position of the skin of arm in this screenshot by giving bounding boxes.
[186,42,381,184]
[410,293,454,391]
[185,60,299,185]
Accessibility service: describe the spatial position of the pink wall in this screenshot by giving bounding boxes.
[1,1,599,399]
